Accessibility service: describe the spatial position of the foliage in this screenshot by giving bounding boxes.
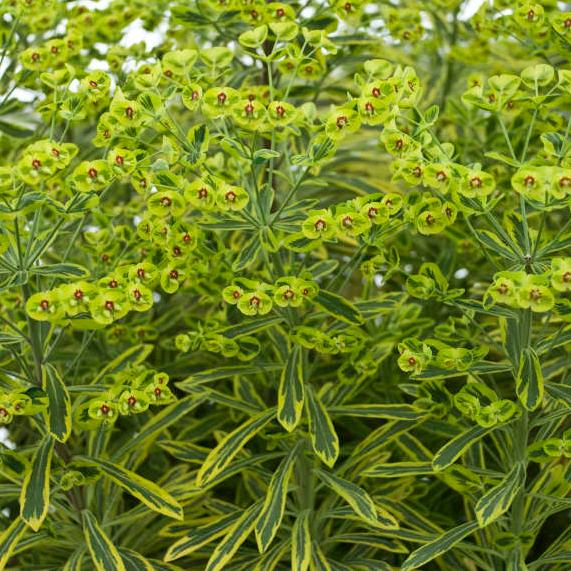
[0,0,570,569]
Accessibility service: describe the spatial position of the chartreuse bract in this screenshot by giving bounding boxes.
[0,0,569,569]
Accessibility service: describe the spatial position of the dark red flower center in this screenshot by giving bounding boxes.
[498,283,509,294]
[470,176,482,188]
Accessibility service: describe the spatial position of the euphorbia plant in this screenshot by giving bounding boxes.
[0,0,569,569]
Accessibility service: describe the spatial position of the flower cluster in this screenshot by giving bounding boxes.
[454,382,518,429]
[291,325,365,355]
[77,369,174,429]
[26,262,159,324]
[293,192,403,249]
[485,259,571,313]
[0,389,47,425]
[397,337,487,376]
[405,263,464,301]
[223,276,319,316]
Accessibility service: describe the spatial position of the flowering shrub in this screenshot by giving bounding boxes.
[0,0,570,569]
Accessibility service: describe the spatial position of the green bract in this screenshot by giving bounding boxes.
[0,1,570,570]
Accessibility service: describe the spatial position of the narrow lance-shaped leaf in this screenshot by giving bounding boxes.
[277,345,305,432]
[255,444,299,552]
[516,347,544,411]
[205,502,263,571]
[364,461,434,478]
[20,435,54,531]
[306,386,339,468]
[82,510,126,571]
[44,364,72,443]
[432,424,492,472]
[197,409,274,486]
[177,364,281,388]
[31,263,90,278]
[329,404,424,421]
[0,516,27,569]
[475,462,526,527]
[117,548,155,571]
[316,469,378,526]
[311,541,332,571]
[401,521,480,571]
[77,457,183,520]
[233,234,261,271]
[313,290,364,325]
[253,540,289,571]
[113,394,205,458]
[292,510,311,571]
[62,549,85,571]
[165,512,241,561]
